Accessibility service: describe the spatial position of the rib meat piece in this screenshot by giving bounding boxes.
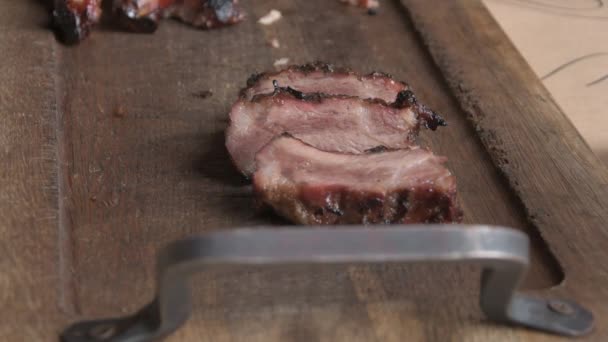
[226,87,423,176]
[241,62,409,103]
[115,0,243,31]
[253,136,462,225]
[241,63,445,129]
[114,0,178,33]
[166,0,245,29]
[53,0,103,44]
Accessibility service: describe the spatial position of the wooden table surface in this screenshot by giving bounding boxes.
[1,0,608,341]
[484,0,608,166]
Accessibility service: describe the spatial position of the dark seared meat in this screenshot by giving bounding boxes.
[166,0,244,29]
[115,0,243,32]
[53,0,103,44]
[226,87,422,176]
[253,136,462,225]
[241,62,410,103]
[339,0,379,9]
[114,0,177,33]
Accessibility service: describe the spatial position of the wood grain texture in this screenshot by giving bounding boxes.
[0,1,66,340]
[401,0,608,340]
[1,0,606,341]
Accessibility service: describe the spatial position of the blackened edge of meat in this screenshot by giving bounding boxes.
[393,89,417,108]
[250,84,398,107]
[417,104,447,130]
[301,185,462,225]
[296,61,338,74]
[271,80,324,102]
[246,72,263,88]
[394,90,447,130]
[259,183,462,225]
[364,145,390,153]
[115,10,162,33]
[239,61,410,99]
[52,1,100,45]
[52,5,82,45]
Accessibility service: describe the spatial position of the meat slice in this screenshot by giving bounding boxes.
[166,0,245,29]
[115,0,243,31]
[340,0,380,10]
[241,63,445,129]
[53,0,103,44]
[253,136,462,225]
[241,62,409,103]
[114,0,178,33]
[226,87,423,176]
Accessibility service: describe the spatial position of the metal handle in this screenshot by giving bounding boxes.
[61,225,593,341]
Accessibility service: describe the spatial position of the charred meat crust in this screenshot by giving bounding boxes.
[167,0,245,29]
[241,61,409,98]
[52,0,103,44]
[394,90,447,130]
[252,136,462,225]
[364,145,391,153]
[290,184,462,225]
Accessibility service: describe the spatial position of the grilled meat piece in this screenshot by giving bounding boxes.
[226,87,424,176]
[166,0,244,29]
[242,62,445,129]
[115,0,243,32]
[339,0,380,9]
[53,0,103,44]
[241,62,409,103]
[114,0,177,33]
[253,136,462,225]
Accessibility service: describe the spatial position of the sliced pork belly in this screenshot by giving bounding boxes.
[253,136,462,225]
[241,62,409,103]
[226,87,422,176]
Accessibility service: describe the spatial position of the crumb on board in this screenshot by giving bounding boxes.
[258,9,282,25]
[113,105,126,118]
[193,90,213,99]
[269,38,280,48]
[274,58,290,68]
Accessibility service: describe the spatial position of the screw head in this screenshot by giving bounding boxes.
[548,300,575,315]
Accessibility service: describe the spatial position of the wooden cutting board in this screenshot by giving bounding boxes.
[1,0,607,341]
